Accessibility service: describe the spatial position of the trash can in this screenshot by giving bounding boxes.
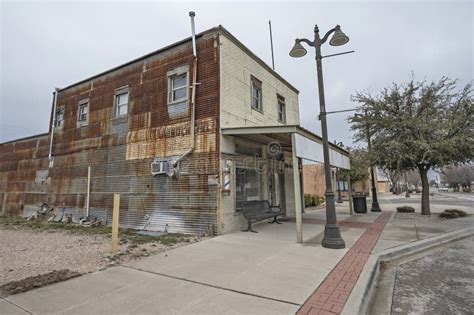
[353,195,367,213]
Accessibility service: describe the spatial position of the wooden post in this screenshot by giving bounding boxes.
[112,194,120,254]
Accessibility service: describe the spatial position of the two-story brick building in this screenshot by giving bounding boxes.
[0,25,350,238]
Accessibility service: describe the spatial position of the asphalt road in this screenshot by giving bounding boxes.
[377,192,474,208]
[373,236,474,315]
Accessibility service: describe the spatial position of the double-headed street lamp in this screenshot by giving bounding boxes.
[289,25,350,249]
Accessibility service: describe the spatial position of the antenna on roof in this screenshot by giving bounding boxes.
[269,20,275,70]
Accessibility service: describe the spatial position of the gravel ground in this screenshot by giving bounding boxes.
[0,229,113,286]
[393,212,450,223]
[0,222,204,296]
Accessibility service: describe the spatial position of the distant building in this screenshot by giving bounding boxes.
[0,26,349,235]
[375,167,391,193]
[303,164,389,200]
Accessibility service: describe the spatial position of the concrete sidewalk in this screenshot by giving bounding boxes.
[2,199,472,315]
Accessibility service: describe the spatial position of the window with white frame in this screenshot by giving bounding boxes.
[55,109,64,129]
[277,94,286,123]
[77,100,88,122]
[168,72,188,103]
[114,90,129,117]
[250,76,262,111]
[167,66,190,119]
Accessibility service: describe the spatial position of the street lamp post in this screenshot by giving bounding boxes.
[365,111,382,212]
[289,24,350,249]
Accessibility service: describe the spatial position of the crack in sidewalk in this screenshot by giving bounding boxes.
[121,265,300,307]
[2,297,33,314]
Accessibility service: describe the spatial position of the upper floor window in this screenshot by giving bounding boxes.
[77,99,89,123]
[250,76,262,112]
[114,89,129,117]
[167,66,190,119]
[277,95,286,123]
[55,108,64,129]
[168,72,188,104]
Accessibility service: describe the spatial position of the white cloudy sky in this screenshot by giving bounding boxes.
[1,0,472,146]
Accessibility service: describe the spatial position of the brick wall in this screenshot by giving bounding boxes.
[303,164,336,198]
[219,34,299,128]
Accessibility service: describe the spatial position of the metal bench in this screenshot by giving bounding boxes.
[241,200,285,233]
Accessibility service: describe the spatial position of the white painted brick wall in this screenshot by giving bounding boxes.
[219,35,300,128]
[217,33,301,234]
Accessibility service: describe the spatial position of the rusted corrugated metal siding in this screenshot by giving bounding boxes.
[0,30,221,235]
[0,135,51,216]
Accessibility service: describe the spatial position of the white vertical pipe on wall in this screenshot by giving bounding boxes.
[292,133,303,243]
[172,11,198,172]
[48,88,59,167]
[86,165,91,217]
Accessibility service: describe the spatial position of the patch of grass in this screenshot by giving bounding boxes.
[0,215,112,235]
[117,228,190,246]
[0,215,194,247]
[158,234,188,246]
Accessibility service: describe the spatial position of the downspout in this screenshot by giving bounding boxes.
[171,11,198,174]
[86,165,91,217]
[48,88,59,167]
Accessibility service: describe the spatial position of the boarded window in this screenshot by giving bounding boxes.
[35,170,49,184]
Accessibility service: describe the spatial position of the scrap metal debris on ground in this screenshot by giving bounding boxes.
[27,203,105,227]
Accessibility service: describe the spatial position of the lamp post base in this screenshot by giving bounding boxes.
[370,186,381,212]
[370,202,382,212]
[322,224,346,249]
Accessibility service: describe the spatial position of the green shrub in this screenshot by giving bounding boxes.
[304,194,314,208]
[313,195,325,206]
[445,209,467,217]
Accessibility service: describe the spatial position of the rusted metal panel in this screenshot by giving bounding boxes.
[0,32,221,235]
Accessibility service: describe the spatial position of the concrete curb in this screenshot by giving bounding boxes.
[341,227,474,315]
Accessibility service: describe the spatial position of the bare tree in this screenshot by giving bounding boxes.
[441,164,474,191]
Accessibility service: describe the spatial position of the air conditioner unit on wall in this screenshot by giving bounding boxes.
[151,159,169,176]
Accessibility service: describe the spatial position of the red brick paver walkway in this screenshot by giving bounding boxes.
[287,218,372,229]
[297,212,392,315]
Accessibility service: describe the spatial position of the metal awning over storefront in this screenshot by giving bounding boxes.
[221,125,351,243]
[221,125,350,170]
